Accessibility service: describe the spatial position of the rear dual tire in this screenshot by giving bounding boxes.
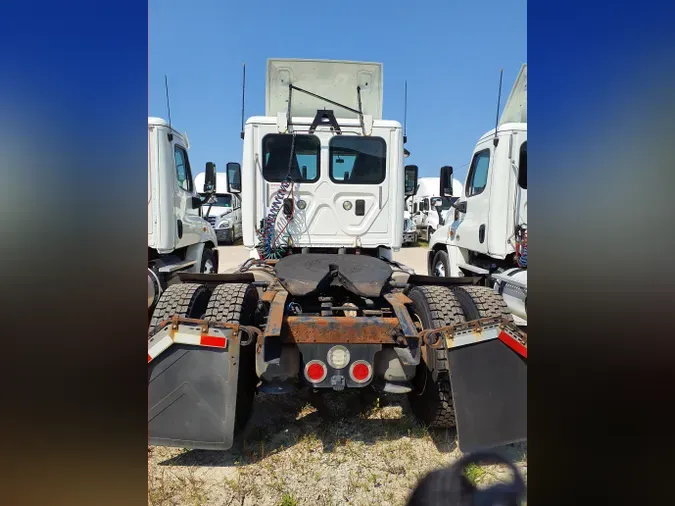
[148,282,259,439]
[407,286,465,428]
[204,283,259,432]
[406,285,512,429]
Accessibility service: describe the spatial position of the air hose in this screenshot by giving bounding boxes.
[256,134,296,259]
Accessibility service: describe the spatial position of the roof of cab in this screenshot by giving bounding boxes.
[244,115,402,129]
[148,117,169,127]
[478,122,527,142]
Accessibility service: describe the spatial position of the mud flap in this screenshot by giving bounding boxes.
[447,339,527,453]
[148,340,241,450]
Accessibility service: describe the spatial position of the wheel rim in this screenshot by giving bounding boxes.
[203,259,215,274]
[433,261,446,277]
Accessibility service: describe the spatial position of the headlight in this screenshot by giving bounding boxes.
[404,219,416,233]
[216,218,232,229]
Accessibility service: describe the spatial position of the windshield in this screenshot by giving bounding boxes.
[430,197,454,210]
[199,194,232,207]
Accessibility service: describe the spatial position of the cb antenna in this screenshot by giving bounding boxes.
[164,75,172,128]
[403,80,408,144]
[240,63,246,139]
[164,74,173,141]
[493,68,504,147]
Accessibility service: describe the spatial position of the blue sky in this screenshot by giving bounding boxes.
[149,0,526,182]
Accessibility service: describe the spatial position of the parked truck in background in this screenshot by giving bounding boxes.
[148,60,527,454]
[427,64,527,325]
[195,172,243,244]
[147,117,220,315]
[402,209,418,246]
[409,176,463,241]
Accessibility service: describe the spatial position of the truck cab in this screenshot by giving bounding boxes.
[225,59,417,261]
[147,117,219,311]
[428,64,527,324]
[195,172,243,244]
[411,177,463,241]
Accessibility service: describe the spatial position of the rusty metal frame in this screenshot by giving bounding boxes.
[419,316,528,357]
[263,290,288,337]
[148,315,263,351]
[283,316,401,344]
[151,315,240,339]
[383,292,418,338]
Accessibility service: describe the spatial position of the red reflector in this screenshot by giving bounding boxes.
[200,335,226,348]
[148,354,152,363]
[352,363,370,381]
[307,362,326,381]
[498,331,527,358]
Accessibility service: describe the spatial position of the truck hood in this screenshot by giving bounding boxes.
[266,59,383,119]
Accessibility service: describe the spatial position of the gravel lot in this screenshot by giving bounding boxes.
[149,242,527,505]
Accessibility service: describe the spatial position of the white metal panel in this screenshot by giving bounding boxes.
[194,172,230,194]
[148,127,155,241]
[241,117,402,250]
[266,59,383,119]
[499,64,527,125]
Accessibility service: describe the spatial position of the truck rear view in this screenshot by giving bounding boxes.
[147,59,527,455]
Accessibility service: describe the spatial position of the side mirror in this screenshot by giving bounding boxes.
[404,165,418,196]
[430,197,443,208]
[440,165,454,197]
[226,162,242,193]
[204,162,216,193]
[452,200,467,213]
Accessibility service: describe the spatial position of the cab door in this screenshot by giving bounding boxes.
[452,141,493,254]
[173,143,201,248]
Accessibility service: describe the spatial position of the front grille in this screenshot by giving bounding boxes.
[205,216,216,226]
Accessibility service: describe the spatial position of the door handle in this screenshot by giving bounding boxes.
[479,224,485,244]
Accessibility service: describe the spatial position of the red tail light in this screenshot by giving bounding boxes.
[304,360,328,383]
[349,360,372,383]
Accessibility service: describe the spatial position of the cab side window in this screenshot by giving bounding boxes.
[465,148,491,197]
[518,141,527,190]
[174,145,193,192]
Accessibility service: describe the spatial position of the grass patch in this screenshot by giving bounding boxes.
[279,492,299,506]
[464,462,487,485]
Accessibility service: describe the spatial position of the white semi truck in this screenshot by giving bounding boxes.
[147,117,220,314]
[147,60,527,454]
[428,64,527,325]
[409,176,463,241]
[194,172,243,244]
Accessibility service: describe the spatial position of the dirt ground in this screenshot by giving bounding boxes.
[216,244,428,275]
[149,243,527,505]
[149,393,526,506]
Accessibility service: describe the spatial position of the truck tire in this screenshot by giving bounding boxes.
[407,285,466,428]
[203,283,259,432]
[201,246,218,274]
[430,249,450,277]
[148,283,210,335]
[453,285,513,322]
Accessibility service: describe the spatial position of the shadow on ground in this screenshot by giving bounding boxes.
[158,389,459,468]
